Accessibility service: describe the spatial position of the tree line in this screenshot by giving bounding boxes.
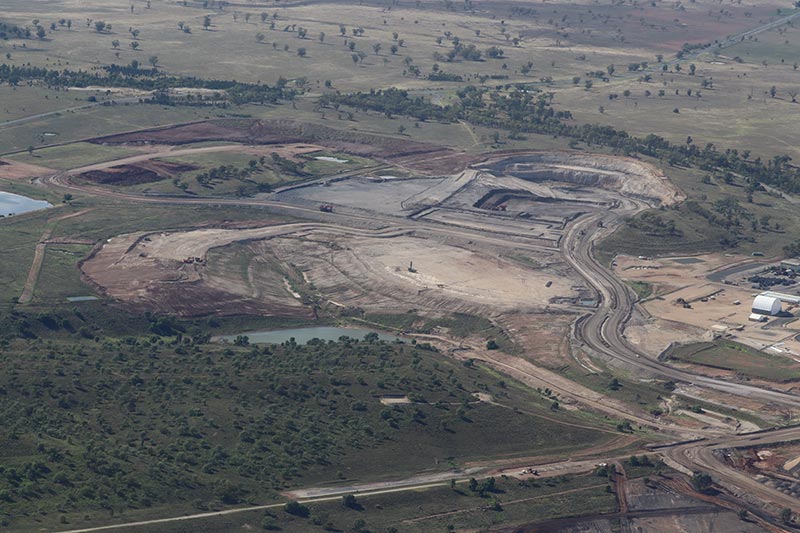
[0,63,293,106]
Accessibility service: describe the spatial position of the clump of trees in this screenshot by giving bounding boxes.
[0,21,33,40]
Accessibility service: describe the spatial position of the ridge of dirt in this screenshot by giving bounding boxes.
[80,160,198,186]
[89,118,472,174]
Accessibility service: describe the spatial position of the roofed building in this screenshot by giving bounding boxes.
[751,294,782,316]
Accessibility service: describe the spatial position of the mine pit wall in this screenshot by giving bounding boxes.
[472,188,608,211]
[478,153,683,207]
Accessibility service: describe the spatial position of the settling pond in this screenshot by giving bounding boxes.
[219,326,399,345]
[0,191,52,216]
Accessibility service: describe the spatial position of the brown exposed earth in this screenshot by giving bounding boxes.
[79,223,581,318]
[79,221,316,318]
[90,118,476,174]
[0,158,56,179]
[80,160,198,186]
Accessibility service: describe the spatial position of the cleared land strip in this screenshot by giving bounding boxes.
[400,482,609,524]
[55,451,645,533]
[54,481,468,533]
[18,228,52,304]
[18,208,92,304]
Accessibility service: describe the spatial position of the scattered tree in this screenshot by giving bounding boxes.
[284,500,310,517]
[342,494,359,509]
[691,472,713,494]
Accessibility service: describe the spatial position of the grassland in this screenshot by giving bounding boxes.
[560,360,668,421]
[0,85,106,123]
[135,149,379,197]
[628,280,654,300]
[0,0,796,161]
[35,242,95,299]
[0,209,49,301]
[0,102,215,155]
[6,141,137,169]
[666,340,800,383]
[598,157,800,259]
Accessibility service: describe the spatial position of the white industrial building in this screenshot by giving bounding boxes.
[780,258,800,273]
[751,294,782,316]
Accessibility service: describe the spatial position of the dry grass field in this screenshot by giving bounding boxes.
[0,0,797,159]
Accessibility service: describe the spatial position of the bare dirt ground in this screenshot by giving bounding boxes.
[81,224,581,317]
[76,144,676,324]
[722,442,800,513]
[479,152,684,207]
[614,254,800,356]
[72,135,749,435]
[79,222,317,317]
[269,232,579,314]
[80,160,198,186]
[497,312,576,369]
[0,157,56,179]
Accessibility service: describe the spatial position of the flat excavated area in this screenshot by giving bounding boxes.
[615,253,800,357]
[81,223,316,317]
[265,233,576,314]
[82,225,580,317]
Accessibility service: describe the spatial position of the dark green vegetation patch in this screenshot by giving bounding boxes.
[0,332,609,529]
[123,473,618,533]
[666,340,800,383]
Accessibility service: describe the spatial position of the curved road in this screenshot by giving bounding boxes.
[563,206,800,411]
